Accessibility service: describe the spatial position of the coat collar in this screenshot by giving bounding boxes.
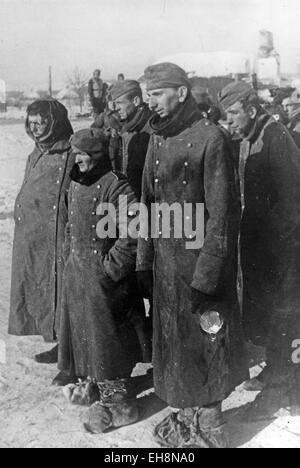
[149,95,202,138]
[70,159,112,187]
[35,138,71,155]
[121,103,152,134]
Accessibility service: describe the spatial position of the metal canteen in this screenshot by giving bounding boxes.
[199,310,224,342]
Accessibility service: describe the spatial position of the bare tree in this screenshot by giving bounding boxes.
[66,66,88,113]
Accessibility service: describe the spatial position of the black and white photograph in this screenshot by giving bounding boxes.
[0,0,300,450]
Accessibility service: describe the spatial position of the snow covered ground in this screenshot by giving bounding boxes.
[0,122,300,448]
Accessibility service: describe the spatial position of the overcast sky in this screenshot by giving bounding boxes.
[1,0,300,90]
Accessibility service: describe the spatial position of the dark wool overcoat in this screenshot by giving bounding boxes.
[137,97,248,409]
[120,104,152,200]
[58,166,143,381]
[240,114,300,345]
[9,100,74,342]
[287,108,300,148]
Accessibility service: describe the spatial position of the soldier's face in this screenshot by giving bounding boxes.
[73,148,95,173]
[147,88,181,118]
[283,99,300,120]
[114,95,136,121]
[226,101,255,138]
[28,114,49,138]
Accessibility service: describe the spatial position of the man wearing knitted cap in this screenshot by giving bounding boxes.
[220,82,300,419]
[109,79,152,200]
[137,63,248,448]
[56,128,146,431]
[9,97,74,366]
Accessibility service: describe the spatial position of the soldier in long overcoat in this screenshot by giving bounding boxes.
[137,63,248,448]
[220,82,300,418]
[9,98,74,364]
[110,80,152,200]
[57,129,144,429]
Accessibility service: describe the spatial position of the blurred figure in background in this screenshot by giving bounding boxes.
[91,94,122,172]
[88,69,108,118]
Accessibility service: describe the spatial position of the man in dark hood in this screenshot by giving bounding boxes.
[9,97,74,366]
[137,63,248,448]
[57,128,145,431]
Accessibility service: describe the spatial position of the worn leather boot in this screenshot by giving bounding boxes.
[196,404,228,448]
[35,345,58,364]
[81,378,139,433]
[154,405,228,449]
[82,400,139,433]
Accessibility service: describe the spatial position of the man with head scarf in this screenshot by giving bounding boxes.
[9,97,74,367]
[137,63,248,448]
[57,128,144,431]
[220,82,300,419]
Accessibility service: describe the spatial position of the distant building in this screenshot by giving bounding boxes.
[0,79,7,114]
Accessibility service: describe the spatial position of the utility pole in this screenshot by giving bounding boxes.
[48,66,53,97]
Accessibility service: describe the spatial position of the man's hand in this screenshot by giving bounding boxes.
[190,287,220,315]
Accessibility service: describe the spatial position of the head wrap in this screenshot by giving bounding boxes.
[143,62,191,91]
[109,80,142,101]
[26,97,73,146]
[219,82,257,110]
[70,128,109,160]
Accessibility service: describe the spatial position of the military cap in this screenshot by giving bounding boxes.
[219,82,257,110]
[109,80,141,101]
[143,62,191,91]
[70,128,108,159]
